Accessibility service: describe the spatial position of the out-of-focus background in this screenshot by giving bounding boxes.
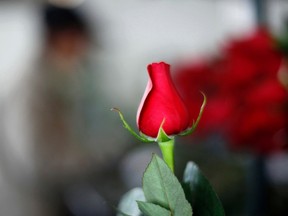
[0,0,288,215]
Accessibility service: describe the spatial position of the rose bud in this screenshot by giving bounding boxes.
[137,62,190,138]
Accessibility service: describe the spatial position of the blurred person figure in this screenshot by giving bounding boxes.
[33,4,110,215]
[1,3,117,216]
[34,3,94,185]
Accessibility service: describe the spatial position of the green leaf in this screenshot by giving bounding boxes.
[182,162,225,216]
[117,188,145,216]
[137,201,171,216]
[143,154,192,216]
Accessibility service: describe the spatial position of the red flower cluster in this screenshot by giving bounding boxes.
[175,28,288,155]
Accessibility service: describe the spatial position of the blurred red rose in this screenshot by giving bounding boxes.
[137,62,190,138]
[223,28,282,93]
[175,59,233,132]
[175,28,287,155]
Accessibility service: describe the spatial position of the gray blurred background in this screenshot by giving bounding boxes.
[0,0,288,216]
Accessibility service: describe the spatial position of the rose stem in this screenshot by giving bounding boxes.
[158,139,175,172]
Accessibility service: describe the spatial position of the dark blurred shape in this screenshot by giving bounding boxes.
[253,0,267,26]
[63,184,112,216]
[41,3,91,64]
[43,4,89,35]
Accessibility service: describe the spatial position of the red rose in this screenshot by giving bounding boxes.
[137,62,190,138]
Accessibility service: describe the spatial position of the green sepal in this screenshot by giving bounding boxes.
[111,108,154,143]
[180,92,206,136]
[156,120,172,143]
